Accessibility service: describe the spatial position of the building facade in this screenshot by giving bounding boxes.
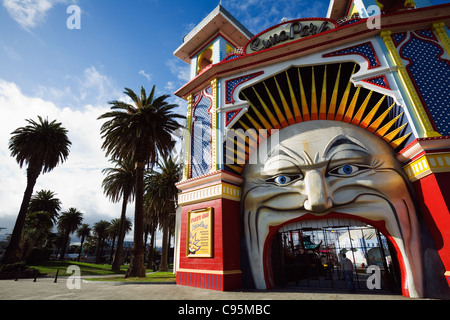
[172,0,450,299]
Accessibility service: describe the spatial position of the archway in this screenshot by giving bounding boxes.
[270,218,402,293]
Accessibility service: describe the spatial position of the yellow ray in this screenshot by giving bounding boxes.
[359,95,385,129]
[343,87,360,123]
[225,164,244,174]
[225,146,247,164]
[327,64,341,120]
[244,112,264,131]
[274,77,295,125]
[382,123,407,143]
[311,67,318,120]
[319,65,327,120]
[251,87,281,129]
[233,128,258,149]
[242,92,273,131]
[335,64,357,121]
[375,113,403,138]
[237,120,260,141]
[264,82,288,128]
[298,68,310,121]
[390,132,411,149]
[286,71,302,123]
[351,90,373,126]
[367,102,395,133]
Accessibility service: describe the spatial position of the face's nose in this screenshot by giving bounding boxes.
[303,169,333,213]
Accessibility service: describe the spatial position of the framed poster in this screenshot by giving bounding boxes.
[187,207,213,257]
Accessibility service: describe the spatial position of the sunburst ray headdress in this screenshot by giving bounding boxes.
[225,62,412,174]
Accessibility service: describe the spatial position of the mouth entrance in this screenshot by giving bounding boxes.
[268,217,403,294]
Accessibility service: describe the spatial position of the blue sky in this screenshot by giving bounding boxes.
[0,0,448,242]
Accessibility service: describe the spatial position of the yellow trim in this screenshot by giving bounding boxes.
[178,182,241,205]
[403,152,450,181]
[432,22,450,57]
[210,79,218,172]
[183,95,193,181]
[196,45,214,74]
[177,268,242,275]
[380,30,440,138]
[187,207,213,258]
[226,43,235,56]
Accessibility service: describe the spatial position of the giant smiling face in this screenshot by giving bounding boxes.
[242,120,423,298]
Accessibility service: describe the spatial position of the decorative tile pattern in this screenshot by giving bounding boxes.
[323,42,381,69]
[191,88,212,178]
[225,71,264,104]
[361,75,391,89]
[225,109,242,126]
[398,31,450,135]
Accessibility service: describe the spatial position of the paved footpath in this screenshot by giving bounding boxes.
[0,276,413,300]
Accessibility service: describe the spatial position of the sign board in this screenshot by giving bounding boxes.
[187,207,213,257]
[245,18,336,54]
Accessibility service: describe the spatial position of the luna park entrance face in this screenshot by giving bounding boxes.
[271,219,402,293]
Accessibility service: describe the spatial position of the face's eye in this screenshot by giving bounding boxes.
[274,175,291,185]
[266,174,303,185]
[329,164,369,177]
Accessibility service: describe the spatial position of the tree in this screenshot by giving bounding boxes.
[108,217,132,266]
[57,208,83,261]
[93,220,111,264]
[3,116,71,264]
[19,189,62,260]
[20,211,54,260]
[98,85,184,277]
[28,190,61,224]
[102,158,136,271]
[145,156,181,272]
[76,223,91,261]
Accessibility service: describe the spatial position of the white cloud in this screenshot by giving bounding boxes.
[34,66,121,108]
[166,58,190,83]
[0,78,124,234]
[2,0,56,31]
[165,81,175,91]
[138,70,151,82]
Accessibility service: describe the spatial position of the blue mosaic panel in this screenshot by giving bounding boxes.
[323,42,381,69]
[225,72,264,103]
[191,95,212,178]
[400,33,450,135]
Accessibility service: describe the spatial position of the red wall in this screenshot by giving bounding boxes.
[414,172,450,271]
[177,198,241,290]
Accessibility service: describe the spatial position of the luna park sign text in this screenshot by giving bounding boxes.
[245,19,336,54]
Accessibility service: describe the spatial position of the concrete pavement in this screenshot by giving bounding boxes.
[0,276,413,300]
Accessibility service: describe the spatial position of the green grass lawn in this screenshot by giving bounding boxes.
[29,260,175,282]
[85,272,176,283]
[30,260,138,276]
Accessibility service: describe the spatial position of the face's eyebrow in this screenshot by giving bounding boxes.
[265,144,306,166]
[323,134,370,159]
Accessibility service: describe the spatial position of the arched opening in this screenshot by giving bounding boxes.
[270,218,402,293]
[197,47,213,74]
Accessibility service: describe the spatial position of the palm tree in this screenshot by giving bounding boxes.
[3,116,71,264]
[93,220,111,264]
[28,190,61,224]
[102,158,136,272]
[145,156,181,272]
[108,217,132,267]
[98,85,184,277]
[57,208,83,261]
[76,223,91,261]
[19,189,62,259]
[20,211,54,260]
